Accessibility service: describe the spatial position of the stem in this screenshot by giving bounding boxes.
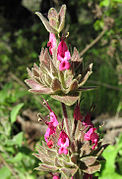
[80,28,107,57]
[61,103,70,137]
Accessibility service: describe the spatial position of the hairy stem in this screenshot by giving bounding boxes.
[61,103,70,137]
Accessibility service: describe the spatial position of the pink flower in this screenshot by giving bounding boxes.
[74,103,83,121]
[59,59,70,71]
[44,108,59,144]
[90,132,99,150]
[47,140,53,148]
[53,175,60,179]
[58,146,68,155]
[44,100,58,126]
[47,33,56,55]
[58,131,69,155]
[58,131,69,147]
[44,123,56,143]
[84,128,98,150]
[82,113,93,128]
[57,40,71,62]
[43,100,59,144]
[50,112,59,127]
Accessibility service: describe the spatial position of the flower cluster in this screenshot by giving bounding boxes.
[43,101,69,155]
[25,4,106,179]
[47,33,71,71]
[74,104,99,150]
[58,130,69,155]
[84,127,99,150]
[47,33,57,55]
[57,39,71,71]
[83,113,99,150]
[33,99,105,178]
[44,111,58,148]
[25,5,94,106]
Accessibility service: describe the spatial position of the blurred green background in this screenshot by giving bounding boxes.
[0,0,122,178]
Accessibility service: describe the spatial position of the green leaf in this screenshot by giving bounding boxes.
[0,83,12,103]
[10,103,24,123]
[0,166,11,179]
[12,132,23,147]
[100,0,109,7]
[99,141,122,178]
[112,0,122,2]
[7,153,23,163]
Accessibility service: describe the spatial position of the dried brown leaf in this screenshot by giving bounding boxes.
[51,78,62,92]
[81,156,97,166]
[82,161,101,174]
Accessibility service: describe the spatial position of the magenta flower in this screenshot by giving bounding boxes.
[47,140,53,148]
[82,113,93,128]
[84,128,98,150]
[74,103,83,121]
[53,175,60,179]
[59,59,70,71]
[58,130,69,155]
[90,132,99,150]
[58,146,68,155]
[57,40,71,62]
[44,103,59,144]
[50,112,59,127]
[44,123,56,143]
[47,33,57,55]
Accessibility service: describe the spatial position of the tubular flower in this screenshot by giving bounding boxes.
[47,33,57,55]
[44,122,56,143]
[59,59,70,71]
[57,39,71,71]
[50,111,59,127]
[53,176,60,179]
[57,40,71,62]
[84,128,99,150]
[47,140,54,148]
[82,113,93,128]
[58,130,69,155]
[44,103,59,144]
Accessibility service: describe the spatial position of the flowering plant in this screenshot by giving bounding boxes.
[25,4,106,179]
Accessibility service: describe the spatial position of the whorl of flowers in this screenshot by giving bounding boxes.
[25,4,94,106]
[34,101,106,178]
[25,4,107,179]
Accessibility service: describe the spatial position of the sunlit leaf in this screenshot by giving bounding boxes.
[12,132,23,147]
[0,166,11,178]
[10,103,24,123]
